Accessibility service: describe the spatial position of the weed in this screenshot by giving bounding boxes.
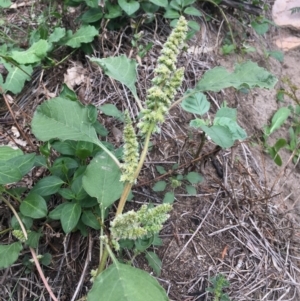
[0,9,278,300]
[207,274,231,301]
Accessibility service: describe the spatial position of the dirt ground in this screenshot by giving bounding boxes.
[1,2,300,301]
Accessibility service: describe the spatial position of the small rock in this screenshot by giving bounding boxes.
[274,35,300,51]
[272,0,300,30]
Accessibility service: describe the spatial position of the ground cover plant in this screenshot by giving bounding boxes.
[1,1,300,301]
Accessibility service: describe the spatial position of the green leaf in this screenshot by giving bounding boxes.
[20,193,47,218]
[164,8,180,19]
[41,253,52,266]
[186,172,203,184]
[52,140,77,156]
[181,91,210,115]
[215,107,237,120]
[75,141,94,159]
[145,251,162,276]
[0,162,22,185]
[149,0,167,7]
[65,25,98,48]
[61,202,82,233]
[156,166,166,174]
[251,20,269,35]
[31,176,64,196]
[99,104,124,121]
[152,181,167,192]
[26,230,42,248]
[0,60,33,94]
[266,107,290,136]
[201,125,235,149]
[48,27,66,44]
[89,55,138,99]
[0,242,22,269]
[88,263,168,301]
[189,118,207,128]
[58,188,75,200]
[80,8,103,23]
[184,6,202,16]
[84,0,98,8]
[118,0,140,15]
[0,0,12,8]
[196,61,277,92]
[104,2,123,18]
[185,185,197,195]
[0,146,23,162]
[163,191,174,203]
[213,117,247,141]
[48,202,69,220]
[266,50,284,62]
[11,40,49,64]
[8,154,36,177]
[59,84,78,101]
[188,20,200,31]
[31,98,118,165]
[81,210,100,230]
[82,153,123,208]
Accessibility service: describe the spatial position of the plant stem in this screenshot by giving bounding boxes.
[96,248,109,276]
[194,131,206,159]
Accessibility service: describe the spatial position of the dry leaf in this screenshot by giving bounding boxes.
[11,126,20,138]
[64,62,86,89]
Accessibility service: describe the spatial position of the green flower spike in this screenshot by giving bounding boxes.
[110,203,172,244]
[120,111,139,183]
[138,16,188,134]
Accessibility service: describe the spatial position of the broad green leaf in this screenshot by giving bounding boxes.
[215,107,237,120]
[185,185,197,195]
[82,153,123,208]
[8,153,36,176]
[145,251,162,276]
[48,202,69,220]
[152,181,167,192]
[118,0,140,15]
[0,0,12,8]
[184,6,202,16]
[75,141,94,159]
[163,191,174,204]
[58,188,75,200]
[190,118,207,128]
[156,165,166,174]
[52,140,77,156]
[213,117,247,141]
[0,146,23,162]
[20,193,47,218]
[274,138,287,151]
[186,172,203,184]
[31,176,64,196]
[104,2,123,18]
[31,98,99,144]
[11,213,33,230]
[0,242,22,269]
[188,20,200,31]
[41,253,52,266]
[99,104,124,121]
[48,27,66,44]
[80,8,103,23]
[196,61,277,92]
[266,50,284,62]
[65,25,98,48]
[164,8,180,19]
[251,20,269,35]
[50,157,79,178]
[267,107,290,136]
[59,84,78,101]
[89,55,138,99]
[84,0,98,8]
[88,263,168,301]
[0,60,33,94]
[201,125,235,149]
[181,91,210,115]
[11,40,49,64]
[26,230,42,248]
[0,162,22,184]
[61,202,81,233]
[81,210,100,230]
[183,0,196,6]
[149,0,167,7]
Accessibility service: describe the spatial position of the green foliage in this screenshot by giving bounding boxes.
[207,274,231,301]
[88,263,168,301]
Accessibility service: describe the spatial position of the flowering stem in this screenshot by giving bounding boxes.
[116,123,154,216]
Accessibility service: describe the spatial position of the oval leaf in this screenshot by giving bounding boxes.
[61,202,81,233]
[82,153,123,208]
[88,263,168,301]
[0,242,23,269]
[31,176,64,196]
[20,193,47,218]
[201,125,234,149]
[181,91,210,116]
